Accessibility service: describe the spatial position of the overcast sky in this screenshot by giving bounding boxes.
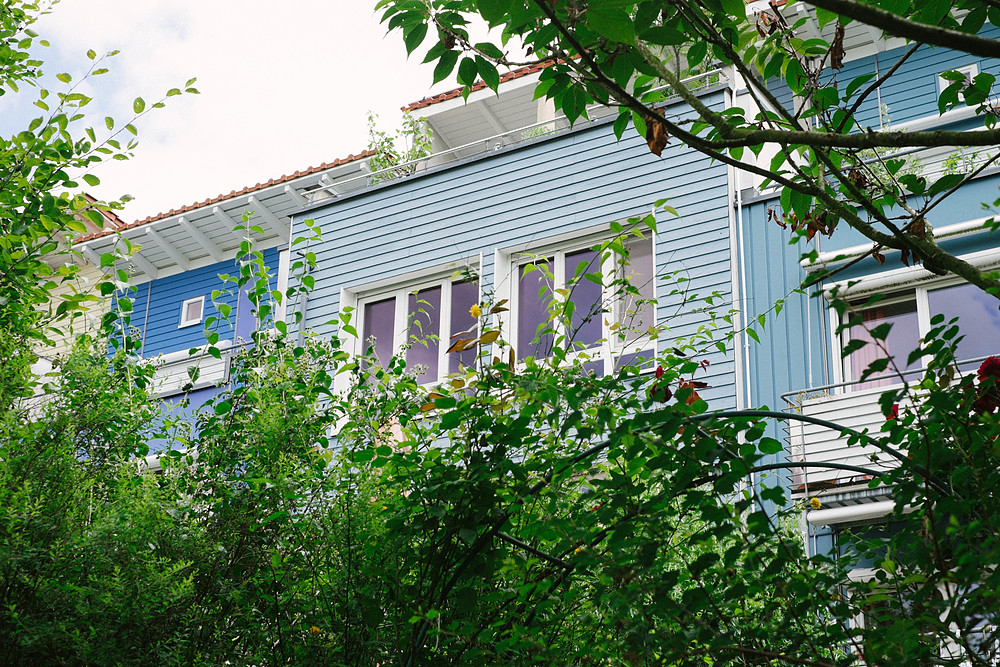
[9,1,455,222]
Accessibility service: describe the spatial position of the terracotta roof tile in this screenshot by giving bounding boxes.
[403,61,552,112]
[74,150,373,244]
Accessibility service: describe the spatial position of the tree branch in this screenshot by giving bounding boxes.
[805,0,1000,59]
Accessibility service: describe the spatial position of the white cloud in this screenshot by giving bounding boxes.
[22,1,451,220]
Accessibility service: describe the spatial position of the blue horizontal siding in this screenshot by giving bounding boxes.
[296,92,739,408]
[126,247,280,357]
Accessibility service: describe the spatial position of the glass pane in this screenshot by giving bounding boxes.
[565,249,603,348]
[362,297,396,370]
[617,236,656,341]
[449,280,479,374]
[518,259,554,360]
[928,283,1000,370]
[847,300,920,388]
[407,287,441,382]
[185,299,202,323]
[614,350,654,372]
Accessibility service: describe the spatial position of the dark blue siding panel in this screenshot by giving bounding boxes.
[297,93,739,408]
[133,246,280,357]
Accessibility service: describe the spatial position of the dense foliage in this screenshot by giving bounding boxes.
[2,0,1000,665]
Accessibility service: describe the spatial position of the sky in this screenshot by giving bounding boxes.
[7,1,456,222]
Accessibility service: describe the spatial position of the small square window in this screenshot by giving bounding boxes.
[938,63,978,96]
[179,296,205,328]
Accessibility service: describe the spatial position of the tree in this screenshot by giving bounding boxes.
[376,0,1000,296]
[0,0,197,414]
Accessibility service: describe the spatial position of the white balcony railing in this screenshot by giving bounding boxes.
[305,70,726,205]
[783,381,905,494]
[149,340,233,397]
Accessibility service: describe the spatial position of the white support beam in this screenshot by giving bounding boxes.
[425,117,452,150]
[283,184,308,208]
[212,206,244,243]
[179,216,223,262]
[247,195,290,244]
[865,24,886,52]
[319,175,340,197]
[79,245,103,269]
[145,227,190,271]
[128,247,159,280]
[478,99,507,135]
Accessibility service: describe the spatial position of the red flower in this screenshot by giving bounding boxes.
[974,357,1000,414]
[979,356,1000,381]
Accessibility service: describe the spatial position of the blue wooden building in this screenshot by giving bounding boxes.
[289,68,745,409]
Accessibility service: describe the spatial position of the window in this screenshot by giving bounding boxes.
[179,296,205,328]
[509,233,656,376]
[840,280,1000,388]
[937,63,978,97]
[358,276,480,384]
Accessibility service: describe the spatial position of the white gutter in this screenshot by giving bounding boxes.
[807,499,916,526]
[801,216,995,271]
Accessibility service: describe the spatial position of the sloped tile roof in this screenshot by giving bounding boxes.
[74,150,373,244]
[403,61,552,111]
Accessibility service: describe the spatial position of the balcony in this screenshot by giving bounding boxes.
[782,378,912,498]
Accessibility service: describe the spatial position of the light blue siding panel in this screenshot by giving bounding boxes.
[297,92,739,408]
[742,197,830,411]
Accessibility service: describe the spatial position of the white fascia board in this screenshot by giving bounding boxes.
[802,216,998,272]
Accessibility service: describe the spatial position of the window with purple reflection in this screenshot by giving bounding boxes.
[407,287,441,381]
[846,300,920,388]
[362,297,396,369]
[565,248,603,348]
[450,280,479,373]
[518,260,554,360]
[617,236,656,339]
[928,283,1000,370]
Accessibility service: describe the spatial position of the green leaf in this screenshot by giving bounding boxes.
[82,174,100,187]
[433,49,459,84]
[587,6,635,44]
[476,0,514,24]
[476,55,500,91]
[457,56,478,87]
[403,22,428,55]
[133,97,145,113]
[758,437,783,455]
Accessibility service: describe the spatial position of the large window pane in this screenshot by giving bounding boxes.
[928,283,1000,369]
[847,300,920,387]
[518,260,554,360]
[617,236,655,340]
[407,287,441,381]
[565,248,603,348]
[450,280,479,374]
[362,297,396,369]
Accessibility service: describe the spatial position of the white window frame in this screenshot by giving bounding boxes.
[496,225,658,376]
[827,249,1000,387]
[178,295,205,328]
[937,63,979,97]
[339,257,482,387]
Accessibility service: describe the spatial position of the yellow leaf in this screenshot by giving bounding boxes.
[420,402,436,412]
[480,330,501,345]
